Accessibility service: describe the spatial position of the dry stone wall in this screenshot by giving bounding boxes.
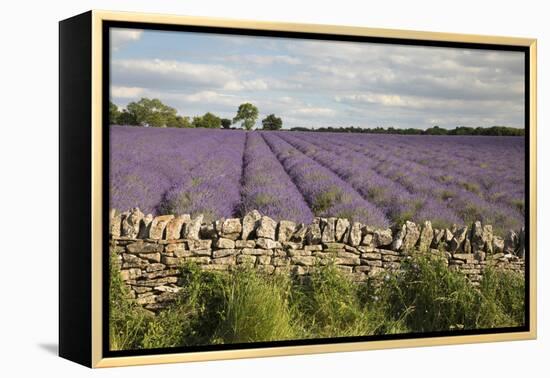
[110,208,525,312]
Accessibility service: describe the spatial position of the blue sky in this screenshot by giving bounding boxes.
[110,27,525,129]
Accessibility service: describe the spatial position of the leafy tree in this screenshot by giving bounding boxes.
[109,101,121,125]
[261,114,283,130]
[192,112,222,129]
[117,109,139,126]
[126,98,178,127]
[221,118,232,129]
[166,115,192,128]
[233,103,259,130]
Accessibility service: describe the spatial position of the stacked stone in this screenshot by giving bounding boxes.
[110,208,526,311]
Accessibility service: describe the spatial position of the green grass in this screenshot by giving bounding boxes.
[109,254,525,350]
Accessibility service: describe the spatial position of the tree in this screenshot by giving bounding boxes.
[166,115,192,128]
[109,101,121,125]
[233,103,259,130]
[192,112,222,128]
[221,118,232,129]
[126,98,178,127]
[117,109,139,126]
[261,114,283,130]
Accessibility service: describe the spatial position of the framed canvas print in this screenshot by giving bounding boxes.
[59,10,537,368]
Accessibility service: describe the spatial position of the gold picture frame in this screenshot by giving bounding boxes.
[59,9,537,368]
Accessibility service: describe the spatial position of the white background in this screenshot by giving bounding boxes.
[0,0,547,376]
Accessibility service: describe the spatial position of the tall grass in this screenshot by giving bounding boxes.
[109,254,525,351]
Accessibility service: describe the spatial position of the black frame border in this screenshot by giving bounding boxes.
[101,20,531,359]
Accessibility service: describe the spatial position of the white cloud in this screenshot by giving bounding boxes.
[112,59,238,89]
[110,29,143,51]
[291,107,336,117]
[111,86,146,98]
[221,54,301,65]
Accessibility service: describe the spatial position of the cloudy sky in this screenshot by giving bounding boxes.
[110,27,525,129]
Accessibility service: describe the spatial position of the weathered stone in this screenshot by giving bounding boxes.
[306,223,322,245]
[418,221,434,252]
[216,238,236,249]
[138,214,154,239]
[242,210,261,240]
[362,259,383,267]
[288,250,312,257]
[323,242,346,249]
[481,224,494,253]
[256,216,277,240]
[161,255,185,266]
[391,224,406,250]
[165,243,186,254]
[149,215,175,240]
[256,238,281,250]
[278,220,296,243]
[444,228,454,243]
[320,217,336,243]
[373,228,393,247]
[402,221,420,251]
[136,295,156,305]
[185,256,211,264]
[304,245,323,251]
[165,215,190,240]
[492,236,504,253]
[470,221,484,253]
[154,285,181,293]
[221,218,242,240]
[450,226,468,252]
[335,218,350,242]
[504,230,518,254]
[235,240,256,248]
[241,248,272,256]
[291,256,315,266]
[257,256,272,265]
[212,256,236,265]
[121,208,144,238]
[139,253,161,263]
[120,268,142,281]
[130,277,179,287]
[361,252,382,260]
[237,255,256,264]
[110,209,122,238]
[382,254,400,262]
[349,222,362,246]
[432,228,445,248]
[344,245,360,254]
[291,224,308,243]
[145,263,165,272]
[187,239,212,250]
[127,242,163,254]
[273,257,290,266]
[132,286,152,294]
[361,233,374,247]
[335,256,360,265]
[183,214,203,240]
[121,253,145,269]
[212,249,238,258]
[143,269,180,279]
[336,251,359,259]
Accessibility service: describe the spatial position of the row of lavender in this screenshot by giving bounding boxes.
[110,208,525,312]
[110,127,525,234]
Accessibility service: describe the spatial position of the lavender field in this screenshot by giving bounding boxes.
[110,126,525,234]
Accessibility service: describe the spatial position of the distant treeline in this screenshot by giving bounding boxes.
[289,125,525,136]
